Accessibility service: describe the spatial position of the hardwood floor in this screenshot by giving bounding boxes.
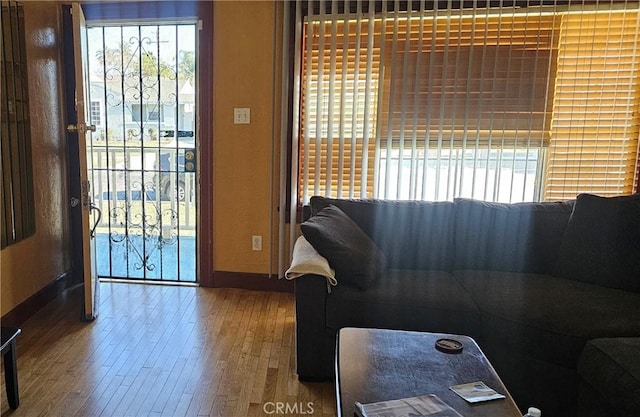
[0,282,336,417]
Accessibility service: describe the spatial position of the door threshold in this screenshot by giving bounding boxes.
[99,278,199,287]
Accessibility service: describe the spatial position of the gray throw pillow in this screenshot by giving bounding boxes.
[300,204,386,290]
[553,193,640,292]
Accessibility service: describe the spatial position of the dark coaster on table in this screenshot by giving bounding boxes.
[435,338,463,354]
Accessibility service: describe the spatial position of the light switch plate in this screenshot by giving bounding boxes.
[234,108,250,125]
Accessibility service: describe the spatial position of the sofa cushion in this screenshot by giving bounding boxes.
[310,197,455,270]
[453,198,574,273]
[455,270,640,368]
[301,204,386,290]
[326,269,481,337]
[554,193,640,292]
[578,338,640,416]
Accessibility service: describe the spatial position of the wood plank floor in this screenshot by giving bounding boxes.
[0,282,336,417]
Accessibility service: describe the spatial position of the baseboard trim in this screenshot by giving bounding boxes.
[1,270,78,326]
[212,271,293,293]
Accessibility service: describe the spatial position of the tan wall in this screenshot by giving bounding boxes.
[212,1,282,275]
[0,1,71,316]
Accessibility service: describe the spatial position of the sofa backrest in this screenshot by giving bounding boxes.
[308,196,576,274]
[309,197,456,270]
[453,198,575,274]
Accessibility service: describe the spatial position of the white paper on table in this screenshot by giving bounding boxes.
[449,381,506,403]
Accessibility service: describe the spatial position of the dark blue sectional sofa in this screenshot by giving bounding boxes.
[293,193,640,417]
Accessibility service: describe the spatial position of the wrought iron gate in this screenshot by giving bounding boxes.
[86,23,197,282]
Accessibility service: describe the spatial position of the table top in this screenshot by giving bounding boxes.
[336,327,522,417]
[1,326,21,352]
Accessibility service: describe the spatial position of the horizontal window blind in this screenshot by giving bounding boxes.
[544,8,640,200]
[378,13,558,149]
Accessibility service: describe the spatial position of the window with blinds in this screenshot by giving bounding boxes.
[375,11,558,201]
[297,1,640,205]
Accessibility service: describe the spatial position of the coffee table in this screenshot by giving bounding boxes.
[335,327,521,417]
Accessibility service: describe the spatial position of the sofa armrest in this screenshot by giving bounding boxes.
[294,274,331,380]
[578,338,640,416]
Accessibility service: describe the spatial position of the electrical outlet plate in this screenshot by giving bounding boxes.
[252,235,262,251]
